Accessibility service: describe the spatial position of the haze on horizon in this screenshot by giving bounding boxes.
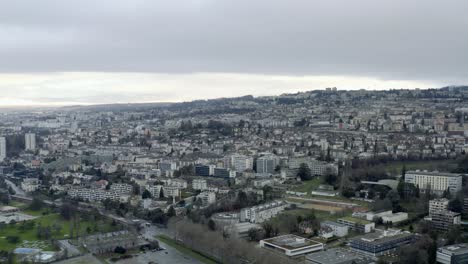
[1,0,467,106]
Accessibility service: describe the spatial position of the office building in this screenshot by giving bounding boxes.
[349,229,414,256]
[25,133,36,151]
[405,170,462,195]
[437,244,468,264]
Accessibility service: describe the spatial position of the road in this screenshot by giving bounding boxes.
[4,178,26,196]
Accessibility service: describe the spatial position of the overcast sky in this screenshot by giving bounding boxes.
[1,0,467,106]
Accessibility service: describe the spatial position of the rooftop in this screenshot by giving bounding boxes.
[262,234,322,250]
[339,216,372,225]
[438,244,468,255]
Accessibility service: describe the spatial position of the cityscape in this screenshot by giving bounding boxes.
[1,1,468,263]
[1,87,468,263]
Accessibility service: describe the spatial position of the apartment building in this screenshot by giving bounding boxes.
[240,200,287,223]
[405,170,462,195]
[192,179,208,190]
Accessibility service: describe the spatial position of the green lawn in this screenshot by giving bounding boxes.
[292,177,322,193]
[0,212,119,252]
[157,235,219,264]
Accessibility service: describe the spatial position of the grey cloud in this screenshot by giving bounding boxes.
[0,0,467,84]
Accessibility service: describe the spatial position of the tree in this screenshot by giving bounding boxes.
[60,203,76,220]
[142,189,152,199]
[208,219,216,231]
[29,197,44,211]
[297,163,312,181]
[167,206,176,217]
[114,246,127,254]
[448,197,463,213]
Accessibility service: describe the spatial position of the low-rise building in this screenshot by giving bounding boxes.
[349,229,414,256]
[305,248,374,264]
[337,217,375,233]
[240,200,287,223]
[437,244,468,264]
[320,221,348,237]
[260,234,324,257]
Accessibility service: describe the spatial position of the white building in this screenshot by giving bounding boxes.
[381,212,409,224]
[197,191,216,206]
[429,198,449,216]
[225,155,253,172]
[260,234,324,257]
[0,137,6,161]
[192,179,208,190]
[240,200,287,223]
[405,170,462,195]
[25,133,36,151]
[21,178,40,192]
[320,221,348,237]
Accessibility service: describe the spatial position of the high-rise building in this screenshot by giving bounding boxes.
[25,133,36,151]
[0,137,6,161]
[256,156,277,174]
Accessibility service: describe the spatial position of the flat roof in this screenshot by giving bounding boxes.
[306,248,374,264]
[406,170,462,177]
[262,234,322,250]
[438,244,468,255]
[338,216,372,225]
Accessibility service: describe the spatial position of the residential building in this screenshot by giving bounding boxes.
[25,133,36,151]
[349,229,414,256]
[429,198,449,215]
[240,200,287,223]
[0,137,6,161]
[437,244,468,264]
[431,209,461,231]
[381,212,408,224]
[256,156,277,174]
[405,170,462,195]
[197,191,216,206]
[192,179,208,190]
[21,178,40,192]
[260,234,324,257]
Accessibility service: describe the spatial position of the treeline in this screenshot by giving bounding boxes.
[170,219,296,264]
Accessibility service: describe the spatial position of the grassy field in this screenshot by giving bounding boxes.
[292,177,322,193]
[0,210,119,252]
[157,235,219,264]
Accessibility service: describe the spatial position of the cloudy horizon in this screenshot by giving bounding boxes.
[1,0,467,106]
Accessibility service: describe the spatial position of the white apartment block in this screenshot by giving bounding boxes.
[192,179,208,190]
[405,170,462,195]
[25,133,36,151]
[429,198,449,216]
[240,200,287,223]
[110,183,133,194]
[225,155,253,172]
[197,191,216,206]
[146,185,163,198]
[21,178,40,192]
[162,186,180,198]
[0,137,6,161]
[68,188,129,203]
